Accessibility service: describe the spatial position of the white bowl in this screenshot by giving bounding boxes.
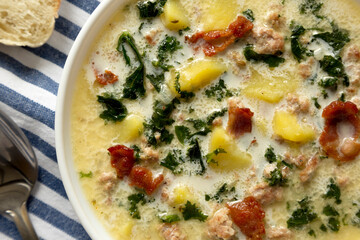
[55,0,130,239]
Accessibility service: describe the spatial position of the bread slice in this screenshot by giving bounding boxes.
[0,0,61,47]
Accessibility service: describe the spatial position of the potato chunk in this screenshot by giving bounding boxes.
[209,127,252,171]
[273,111,315,142]
[113,114,144,142]
[169,59,227,94]
[171,185,196,205]
[200,0,240,31]
[243,71,300,103]
[160,0,190,31]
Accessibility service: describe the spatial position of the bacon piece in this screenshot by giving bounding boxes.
[108,145,135,179]
[129,166,164,195]
[186,16,253,57]
[95,70,118,85]
[227,106,254,138]
[226,196,265,240]
[319,101,360,162]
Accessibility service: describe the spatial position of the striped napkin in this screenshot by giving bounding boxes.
[0,0,103,239]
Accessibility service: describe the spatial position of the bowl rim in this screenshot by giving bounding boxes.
[55,0,130,239]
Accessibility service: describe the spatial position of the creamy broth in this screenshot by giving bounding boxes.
[71,0,360,239]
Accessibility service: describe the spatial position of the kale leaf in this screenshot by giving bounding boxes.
[299,0,323,16]
[320,56,345,77]
[160,150,183,173]
[287,197,318,228]
[79,171,93,178]
[154,35,182,71]
[181,201,208,221]
[312,97,321,109]
[290,24,307,62]
[159,214,181,223]
[328,217,340,232]
[206,148,226,164]
[128,193,147,219]
[204,79,233,101]
[186,108,227,137]
[244,45,285,67]
[146,73,164,92]
[318,77,338,90]
[314,24,350,53]
[117,32,145,99]
[137,0,167,18]
[144,98,179,147]
[175,125,191,144]
[205,183,236,203]
[323,178,342,204]
[175,73,195,99]
[265,146,277,163]
[323,205,339,216]
[97,95,128,122]
[242,9,255,22]
[265,168,287,187]
[187,139,206,175]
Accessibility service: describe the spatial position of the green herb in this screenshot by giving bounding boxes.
[175,73,195,99]
[186,108,227,137]
[204,79,233,101]
[205,183,236,203]
[175,125,191,144]
[287,197,318,228]
[244,45,285,67]
[328,217,340,232]
[265,168,287,187]
[206,108,228,125]
[323,205,339,216]
[178,27,190,36]
[97,95,128,122]
[181,201,208,221]
[128,193,147,219]
[265,146,277,163]
[242,9,255,22]
[206,148,226,164]
[146,73,164,92]
[155,35,182,71]
[160,150,183,173]
[320,224,327,232]
[320,55,346,78]
[323,178,341,204]
[314,24,350,53]
[339,93,346,102]
[144,98,179,147]
[137,0,167,18]
[321,89,329,99]
[318,77,338,90]
[131,145,141,162]
[117,32,145,99]
[159,214,181,223]
[312,97,321,109]
[281,160,294,169]
[290,24,307,62]
[79,171,93,178]
[299,0,323,15]
[187,139,206,175]
[308,229,316,237]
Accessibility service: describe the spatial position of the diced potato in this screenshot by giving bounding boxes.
[113,114,143,142]
[160,0,190,31]
[168,59,227,95]
[117,221,134,240]
[255,117,269,136]
[209,127,252,171]
[171,184,196,205]
[273,111,315,143]
[243,70,300,103]
[200,0,240,31]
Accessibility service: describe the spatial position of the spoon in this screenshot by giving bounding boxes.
[0,109,39,240]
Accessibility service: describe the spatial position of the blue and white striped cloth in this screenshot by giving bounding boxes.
[0,0,103,239]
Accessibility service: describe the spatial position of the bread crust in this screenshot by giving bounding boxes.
[0,0,62,47]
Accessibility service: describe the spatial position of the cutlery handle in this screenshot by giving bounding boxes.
[7,202,38,240]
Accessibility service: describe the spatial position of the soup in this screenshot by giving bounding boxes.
[71,0,360,239]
